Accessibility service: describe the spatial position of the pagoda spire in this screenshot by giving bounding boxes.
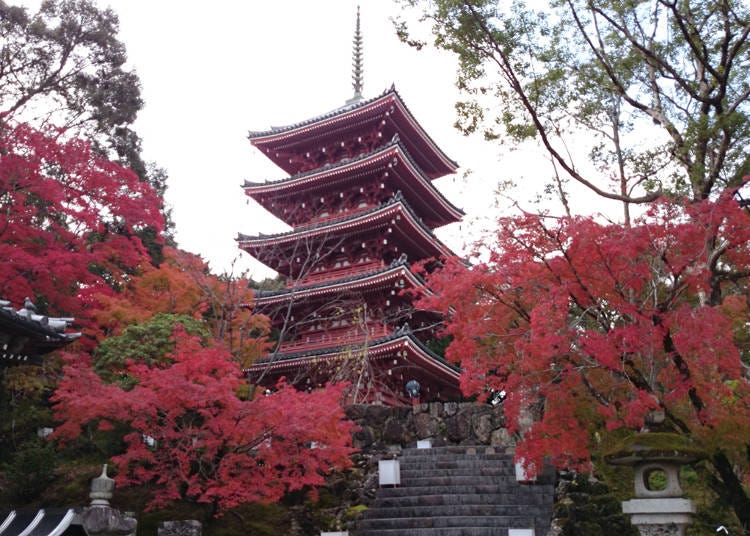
[346,5,364,104]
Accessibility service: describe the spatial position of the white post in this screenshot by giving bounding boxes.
[378,459,401,486]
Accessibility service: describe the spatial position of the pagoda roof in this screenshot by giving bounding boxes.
[248,86,458,179]
[253,255,428,306]
[243,137,464,228]
[237,194,455,275]
[244,324,460,384]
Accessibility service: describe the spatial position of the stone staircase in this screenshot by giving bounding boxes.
[354,445,554,536]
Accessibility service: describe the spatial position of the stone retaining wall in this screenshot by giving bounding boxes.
[345,401,516,451]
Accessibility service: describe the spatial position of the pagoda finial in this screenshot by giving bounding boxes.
[346,5,364,104]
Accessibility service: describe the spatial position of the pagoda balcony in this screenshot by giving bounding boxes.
[277,325,392,354]
[300,204,375,229]
[294,261,384,286]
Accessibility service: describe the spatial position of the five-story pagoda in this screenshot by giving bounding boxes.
[240,11,462,404]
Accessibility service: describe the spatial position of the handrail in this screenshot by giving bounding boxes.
[294,262,384,286]
[278,325,391,353]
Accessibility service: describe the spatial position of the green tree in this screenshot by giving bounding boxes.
[396,0,750,221]
[0,0,172,238]
[1,1,139,167]
[93,313,209,385]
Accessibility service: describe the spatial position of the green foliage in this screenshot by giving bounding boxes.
[682,466,743,535]
[0,365,59,464]
[425,334,452,358]
[3,439,57,502]
[606,432,708,461]
[93,313,209,384]
[553,473,638,536]
[397,0,750,204]
[344,504,368,519]
[249,274,286,291]
[0,0,143,172]
[0,0,172,236]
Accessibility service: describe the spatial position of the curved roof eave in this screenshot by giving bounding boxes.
[237,195,455,259]
[253,260,429,305]
[243,139,464,222]
[248,85,458,175]
[244,328,460,380]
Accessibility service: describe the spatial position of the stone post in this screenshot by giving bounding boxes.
[607,432,702,536]
[80,465,138,536]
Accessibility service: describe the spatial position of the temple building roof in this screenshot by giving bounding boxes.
[248,86,458,179]
[237,193,455,275]
[0,509,84,536]
[243,137,464,228]
[0,298,81,366]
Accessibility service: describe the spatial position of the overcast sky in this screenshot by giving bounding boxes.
[86,0,607,278]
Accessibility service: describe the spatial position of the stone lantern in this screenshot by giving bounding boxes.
[80,465,138,536]
[607,430,703,536]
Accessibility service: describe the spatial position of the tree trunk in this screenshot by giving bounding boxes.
[712,451,750,532]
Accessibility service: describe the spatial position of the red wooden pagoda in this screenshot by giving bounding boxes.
[240,13,463,404]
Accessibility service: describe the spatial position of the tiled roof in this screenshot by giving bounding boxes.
[242,135,464,222]
[247,324,457,375]
[253,254,422,299]
[237,192,453,258]
[247,87,391,139]
[0,298,81,365]
[247,85,458,175]
[0,509,81,536]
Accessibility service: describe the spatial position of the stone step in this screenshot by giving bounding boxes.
[376,484,554,498]
[399,459,515,472]
[400,455,515,463]
[362,503,548,519]
[399,453,514,463]
[354,529,529,536]
[399,465,516,475]
[357,515,535,530]
[401,470,516,486]
[354,446,553,536]
[372,491,554,509]
[400,475,521,487]
[398,446,496,456]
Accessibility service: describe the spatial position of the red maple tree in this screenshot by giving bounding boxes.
[90,246,271,365]
[91,246,208,335]
[52,328,356,513]
[0,122,164,318]
[419,191,750,527]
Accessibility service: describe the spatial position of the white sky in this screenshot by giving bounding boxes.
[88,0,617,278]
